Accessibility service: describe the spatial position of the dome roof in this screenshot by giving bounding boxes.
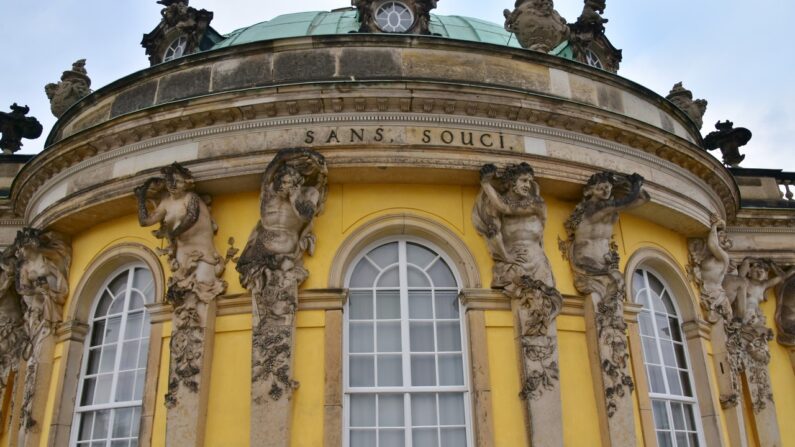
[211,9,523,50]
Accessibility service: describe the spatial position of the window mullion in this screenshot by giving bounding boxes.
[645,270,671,395]
[109,269,133,411]
[397,241,412,446]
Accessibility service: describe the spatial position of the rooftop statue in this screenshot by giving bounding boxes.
[142,0,214,65]
[667,82,708,130]
[687,214,733,323]
[44,59,92,118]
[135,162,227,409]
[704,120,752,167]
[0,103,43,155]
[504,0,570,52]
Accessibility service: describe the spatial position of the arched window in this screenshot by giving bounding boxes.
[344,239,471,447]
[162,36,188,62]
[632,268,705,447]
[71,265,154,447]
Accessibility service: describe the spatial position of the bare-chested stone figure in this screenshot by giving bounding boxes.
[723,258,793,326]
[688,215,733,322]
[473,162,564,445]
[135,162,226,411]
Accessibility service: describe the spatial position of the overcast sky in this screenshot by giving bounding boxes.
[1,0,793,171]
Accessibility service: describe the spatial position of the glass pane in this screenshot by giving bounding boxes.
[689,432,700,447]
[115,371,135,402]
[661,342,676,367]
[112,407,133,438]
[81,377,96,406]
[350,323,374,353]
[407,243,436,268]
[428,259,456,287]
[409,290,433,319]
[109,272,129,299]
[439,393,465,425]
[90,320,106,347]
[660,292,677,315]
[376,322,401,352]
[350,260,379,288]
[632,270,644,299]
[378,267,400,287]
[676,433,688,447]
[377,356,403,386]
[438,354,464,386]
[379,430,405,447]
[78,413,94,440]
[648,273,665,297]
[349,291,374,320]
[105,316,122,344]
[95,293,113,318]
[413,428,439,447]
[350,394,376,427]
[138,340,150,369]
[638,312,654,336]
[131,407,141,438]
[411,394,437,426]
[368,243,398,269]
[648,365,665,393]
[669,317,683,342]
[111,440,129,447]
[666,367,683,395]
[411,355,436,386]
[683,404,697,430]
[434,291,459,319]
[128,293,144,311]
[376,290,400,319]
[121,341,140,371]
[109,296,126,315]
[350,356,375,387]
[652,400,670,430]
[132,268,153,299]
[407,267,430,287]
[441,428,467,447]
[87,349,101,374]
[671,402,685,430]
[681,370,693,397]
[100,346,117,373]
[656,314,672,339]
[642,336,660,364]
[378,394,404,427]
[134,370,146,400]
[657,432,673,447]
[92,410,110,439]
[410,323,435,352]
[674,343,688,368]
[436,322,461,351]
[350,429,376,447]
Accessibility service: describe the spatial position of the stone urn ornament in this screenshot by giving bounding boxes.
[44,59,92,118]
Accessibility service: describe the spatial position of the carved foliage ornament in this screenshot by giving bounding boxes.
[0,103,42,154]
[13,227,71,431]
[237,148,328,401]
[561,171,649,417]
[135,162,228,407]
[472,162,563,400]
[45,59,92,118]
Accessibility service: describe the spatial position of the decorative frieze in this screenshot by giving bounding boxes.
[473,162,564,446]
[236,148,327,446]
[135,162,228,447]
[560,171,648,445]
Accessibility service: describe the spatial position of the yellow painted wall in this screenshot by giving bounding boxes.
[26,181,795,447]
[763,291,795,447]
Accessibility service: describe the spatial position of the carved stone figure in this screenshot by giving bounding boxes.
[237,148,327,445]
[44,60,92,118]
[776,276,795,346]
[0,103,42,154]
[561,172,648,424]
[141,0,214,66]
[473,162,564,445]
[723,258,793,326]
[704,120,752,167]
[0,246,28,405]
[135,162,227,408]
[504,0,570,52]
[667,82,708,130]
[13,228,70,431]
[566,0,622,73]
[687,215,733,323]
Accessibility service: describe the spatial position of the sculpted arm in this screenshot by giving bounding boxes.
[706,219,730,275]
[292,187,320,222]
[135,179,166,227]
[479,164,512,215]
[764,261,787,290]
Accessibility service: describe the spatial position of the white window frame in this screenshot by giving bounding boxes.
[633,267,707,447]
[374,1,415,33]
[342,237,474,447]
[163,35,188,62]
[69,263,153,447]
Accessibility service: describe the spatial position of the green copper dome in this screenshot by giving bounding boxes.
[211,9,523,49]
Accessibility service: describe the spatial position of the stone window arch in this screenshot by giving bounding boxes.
[46,243,164,447]
[625,248,727,447]
[342,236,473,447]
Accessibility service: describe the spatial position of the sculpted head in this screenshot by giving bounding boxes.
[161,162,194,196]
[14,227,43,259]
[749,260,769,282]
[274,165,304,196]
[584,172,614,201]
[505,163,537,198]
[530,0,554,15]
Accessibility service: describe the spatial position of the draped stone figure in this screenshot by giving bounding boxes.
[0,246,28,426]
[560,171,648,446]
[135,162,227,447]
[473,162,564,446]
[236,148,327,446]
[687,215,733,323]
[13,228,70,438]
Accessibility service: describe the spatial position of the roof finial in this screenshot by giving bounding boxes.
[0,103,43,155]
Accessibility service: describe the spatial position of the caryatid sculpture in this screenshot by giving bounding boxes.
[687,215,733,323]
[561,171,648,444]
[0,246,28,418]
[504,0,570,52]
[473,162,564,446]
[236,148,327,445]
[13,228,70,433]
[135,163,227,425]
